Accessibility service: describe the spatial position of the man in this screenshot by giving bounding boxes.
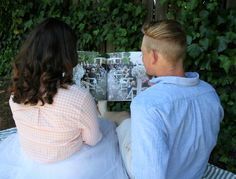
[131,20,224,179]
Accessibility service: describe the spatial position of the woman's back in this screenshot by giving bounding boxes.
[9,85,102,163]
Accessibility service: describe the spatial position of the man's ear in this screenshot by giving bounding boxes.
[151,49,158,65]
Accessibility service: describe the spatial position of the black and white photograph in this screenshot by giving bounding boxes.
[73,51,150,101]
[73,51,107,100]
[107,52,150,101]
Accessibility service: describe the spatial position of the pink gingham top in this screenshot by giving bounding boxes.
[9,85,102,163]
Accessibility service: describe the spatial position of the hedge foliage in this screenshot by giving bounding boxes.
[0,0,235,173]
[0,0,146,76]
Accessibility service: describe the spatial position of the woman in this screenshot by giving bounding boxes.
[0,18,128,179]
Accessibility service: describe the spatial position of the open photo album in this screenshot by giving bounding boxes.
[73,51,151,101]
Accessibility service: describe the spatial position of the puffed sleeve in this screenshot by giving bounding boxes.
[79,91,102,146]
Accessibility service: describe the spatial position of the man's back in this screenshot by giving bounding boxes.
[131,72,224,179]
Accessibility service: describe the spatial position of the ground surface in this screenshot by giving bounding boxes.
[0,77,15,130]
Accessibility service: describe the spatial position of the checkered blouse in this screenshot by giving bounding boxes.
[9,85,102,163]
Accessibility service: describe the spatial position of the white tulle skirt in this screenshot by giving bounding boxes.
[0,120,128,179]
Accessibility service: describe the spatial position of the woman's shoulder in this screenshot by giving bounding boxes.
[55,85,91,104]
[58,85,89,97]
[9,85,91,110]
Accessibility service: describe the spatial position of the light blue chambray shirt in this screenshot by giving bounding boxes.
[131,72,224,179]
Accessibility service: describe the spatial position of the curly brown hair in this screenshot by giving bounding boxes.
[11,18,78,105]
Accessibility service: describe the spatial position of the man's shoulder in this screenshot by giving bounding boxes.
[131,84,169,108]
[132,79,218,107]
[198,80,216,91]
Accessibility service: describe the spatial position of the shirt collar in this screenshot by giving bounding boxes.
[149,72,200,86]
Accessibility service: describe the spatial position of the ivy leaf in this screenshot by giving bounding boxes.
[199,10,209,19]
[83,33,92,43]
[131,25,138,32]
[217,36,228,52]
[135,6,142,16]
[106,33,114,42]
[160,0,168,5]
[186,35,192,45]
[77,11,85,21]
[200,56,211,70]
[199,38,209,50]
[112,8,119,16]
[219,156,229,163]
[24,19,33,31]
[193,17,201,26]
[208,50,218,61]
[79,23,85,31]
[217,15,226,25]
[207,2,217,11]
[199,25,208,37]
[233,56,236,66]
[226,31,236,41]
[192,32,201,40]
[117,28,127,37]
[188,0,198,10]
[93,29,99,36]
[187,43,203,58]
[219,55,231,74]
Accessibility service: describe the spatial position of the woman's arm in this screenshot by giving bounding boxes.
[80,91,102,146]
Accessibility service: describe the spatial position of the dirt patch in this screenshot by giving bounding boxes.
[0,77,15,130]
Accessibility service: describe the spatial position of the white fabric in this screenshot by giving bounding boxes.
[116,118,133,179]
[0,120,128,179]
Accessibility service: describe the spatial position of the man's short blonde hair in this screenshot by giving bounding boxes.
[142,20,186,63]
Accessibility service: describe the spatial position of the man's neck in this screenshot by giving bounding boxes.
[156,66,185,77]
[153,56,185,77]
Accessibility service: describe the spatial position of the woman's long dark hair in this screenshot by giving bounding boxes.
[11,18,77,105]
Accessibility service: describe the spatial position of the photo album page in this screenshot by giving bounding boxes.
[73,51,151,101]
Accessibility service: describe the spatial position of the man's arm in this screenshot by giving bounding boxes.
[131,103,170,179]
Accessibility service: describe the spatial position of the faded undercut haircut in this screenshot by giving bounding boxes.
[142,20,187,63]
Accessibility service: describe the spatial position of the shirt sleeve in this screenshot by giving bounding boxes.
[131,102,170,179]
[79,91,102,146]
